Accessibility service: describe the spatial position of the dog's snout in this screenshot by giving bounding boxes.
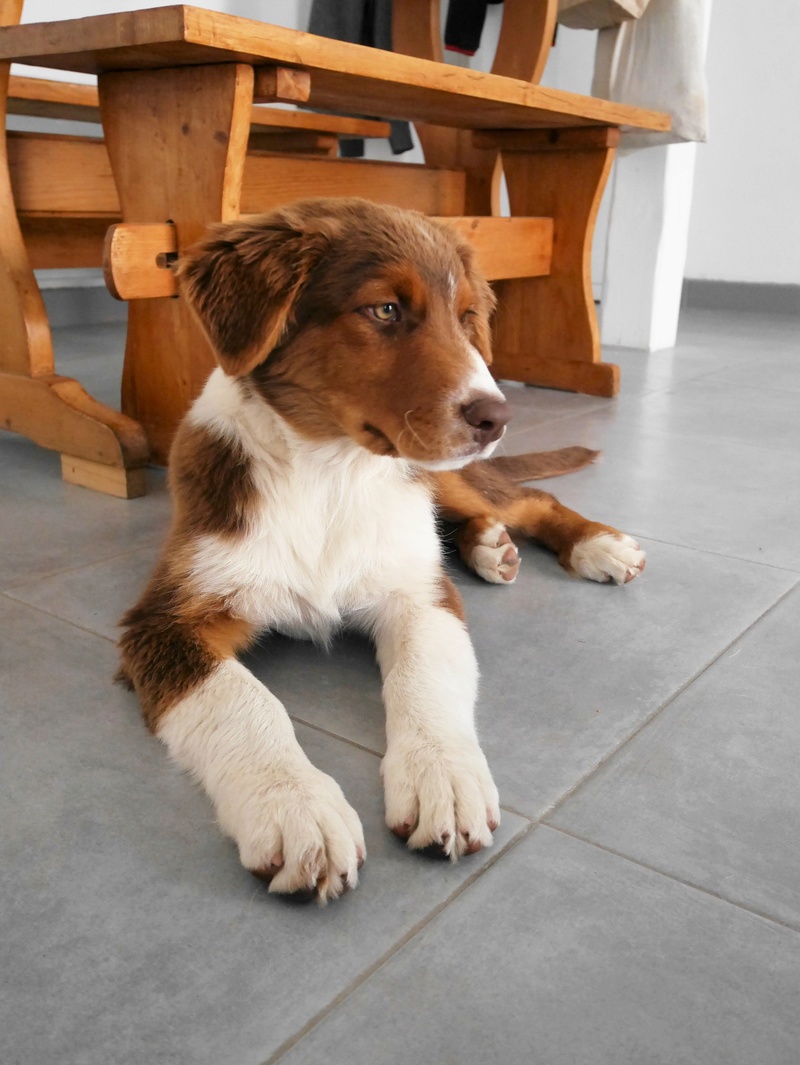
[462,397,510,446]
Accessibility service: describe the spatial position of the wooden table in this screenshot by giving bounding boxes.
[0,5,669,494]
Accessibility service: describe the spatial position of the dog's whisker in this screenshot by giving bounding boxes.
[403,409,432,453]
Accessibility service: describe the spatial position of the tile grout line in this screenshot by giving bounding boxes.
[537,579,800,824]
[0,590,117,645]
[618,536,800,577]
[546,823,800,937]
[1,537,164,593]
[284,723,534,821]
[259,820,538,1065]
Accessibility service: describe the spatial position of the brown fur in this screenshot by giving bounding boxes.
[169,421,256,536]
[122,198,625,739]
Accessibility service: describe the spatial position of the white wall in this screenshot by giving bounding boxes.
[685,0,800,284]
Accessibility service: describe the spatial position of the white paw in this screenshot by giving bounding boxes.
[470,523,520,584]
[381,733,500,859]
[570,531,646,585]
[225,764,365,904]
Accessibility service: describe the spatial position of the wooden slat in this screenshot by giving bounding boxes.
[8,131,463,220]
[7,131,119,216]
[102,213,554,302]
[7,73,391,138]
[6,73,99,122]
[247,131,338,155]
[249,107,389,139]
[19,216,108,268]
[0,6,671,132]
[241,153,466,217]
[474,127,621,152]
[431,216,552,280]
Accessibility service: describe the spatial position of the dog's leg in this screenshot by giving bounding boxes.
[434,468,645,586]
[370,582,500,859]
[502,487,645,585]
[119,584,365,902]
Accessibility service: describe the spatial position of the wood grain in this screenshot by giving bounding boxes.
[253,66,310,103]
[61,454,147,498]
[99,214,554,302]
[492,141,619,394]
[104,222,176,300]
[431,216,553,280]
[7,73,391,138]
[99,62,254,461]
[0,6,671,132]
[241,154,466,217]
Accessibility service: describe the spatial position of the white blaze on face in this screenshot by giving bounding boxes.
[461,342,505,405]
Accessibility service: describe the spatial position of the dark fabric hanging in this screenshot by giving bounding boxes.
[308,0,414,157]
[444,0,504,57]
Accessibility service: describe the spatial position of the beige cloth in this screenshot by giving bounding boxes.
[591,0,710,147]
[558,0,651,31]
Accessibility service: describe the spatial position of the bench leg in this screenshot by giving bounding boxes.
[98,63,255,463]
[492,130,619,397]
[0,61,149,497]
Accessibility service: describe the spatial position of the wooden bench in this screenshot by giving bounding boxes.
[0,1,669,497]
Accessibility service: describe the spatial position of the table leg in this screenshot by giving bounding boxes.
[98,63,254,463]
[0,59,149,497]
[491,130,619,397]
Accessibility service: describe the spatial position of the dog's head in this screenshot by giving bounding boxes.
[177,198,510,469]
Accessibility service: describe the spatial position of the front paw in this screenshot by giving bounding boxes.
[381,733,500,859]
[470,524,520,584]
[223,764,365,904]
[568,530,646,585]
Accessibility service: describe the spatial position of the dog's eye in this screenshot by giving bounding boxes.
[460,308,477,325]
[366,302,401,323]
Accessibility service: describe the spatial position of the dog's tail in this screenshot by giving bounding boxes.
[482,446,599,482]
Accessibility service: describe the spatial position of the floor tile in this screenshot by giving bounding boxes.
[52,320,127,411]
[240,538,795,818]
[0,433,170,589]
[622,376,800,454]
[278,827,800,1065]
[549,584,800,928]
[6,546,157,641]
[499,403,800,572]
[0,598,526,1065]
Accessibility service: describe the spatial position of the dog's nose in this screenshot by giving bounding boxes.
[462,396,511,446]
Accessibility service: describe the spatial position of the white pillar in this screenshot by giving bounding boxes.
[600,141,699,351]
[599,0,713,351]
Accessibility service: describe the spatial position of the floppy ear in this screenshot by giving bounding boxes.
[176,216,329,377]
[455,240,497,365]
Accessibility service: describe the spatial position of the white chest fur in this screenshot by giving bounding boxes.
[187,371,442,640]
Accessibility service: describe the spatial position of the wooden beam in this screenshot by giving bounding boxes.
[241,153,466,217]
[253,65,310,103]
[474,127,621,152]
[7,131,119,216]
[19,216,108,269]
[431,216,553,280]
[101,214,554,303]
[7,73,391,138]
[61,454,147,498]
[104,222,177,300]
[247,131,338,155]
[0,6,671,132]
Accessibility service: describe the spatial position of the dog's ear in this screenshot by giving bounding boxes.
[176,218,329,376]
[456,240,497,365]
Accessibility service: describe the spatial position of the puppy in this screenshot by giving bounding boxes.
[119,198,644,903]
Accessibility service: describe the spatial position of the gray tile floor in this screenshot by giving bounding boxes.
[2,308,799,1065]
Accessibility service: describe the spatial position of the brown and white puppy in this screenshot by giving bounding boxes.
[119,198,644,903]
